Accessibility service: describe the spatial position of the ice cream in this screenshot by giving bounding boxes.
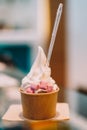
[20,2,62,119]
[20,46,59,120]
[21,46,59,93]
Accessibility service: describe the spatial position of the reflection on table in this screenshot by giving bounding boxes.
[1,119,71,130]
[24,121,70,130]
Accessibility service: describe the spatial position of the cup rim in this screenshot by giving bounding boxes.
[19,88,59,96]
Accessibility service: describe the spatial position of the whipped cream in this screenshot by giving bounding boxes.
[21,46,59,91]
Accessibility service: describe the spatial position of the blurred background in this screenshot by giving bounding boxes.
[0,0,87,130]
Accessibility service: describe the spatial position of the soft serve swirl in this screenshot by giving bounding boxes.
[21,46,59,91]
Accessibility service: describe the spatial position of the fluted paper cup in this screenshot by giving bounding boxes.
[20,89,59,120]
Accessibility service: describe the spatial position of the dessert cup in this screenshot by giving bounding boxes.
[20,88,59,120]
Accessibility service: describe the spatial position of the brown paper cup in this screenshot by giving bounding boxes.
[20,89,58,120]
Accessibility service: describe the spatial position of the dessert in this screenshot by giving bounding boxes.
[20,46,59,120]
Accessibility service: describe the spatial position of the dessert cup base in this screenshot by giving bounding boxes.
[2,103,70,122]
[20,89,58,120]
